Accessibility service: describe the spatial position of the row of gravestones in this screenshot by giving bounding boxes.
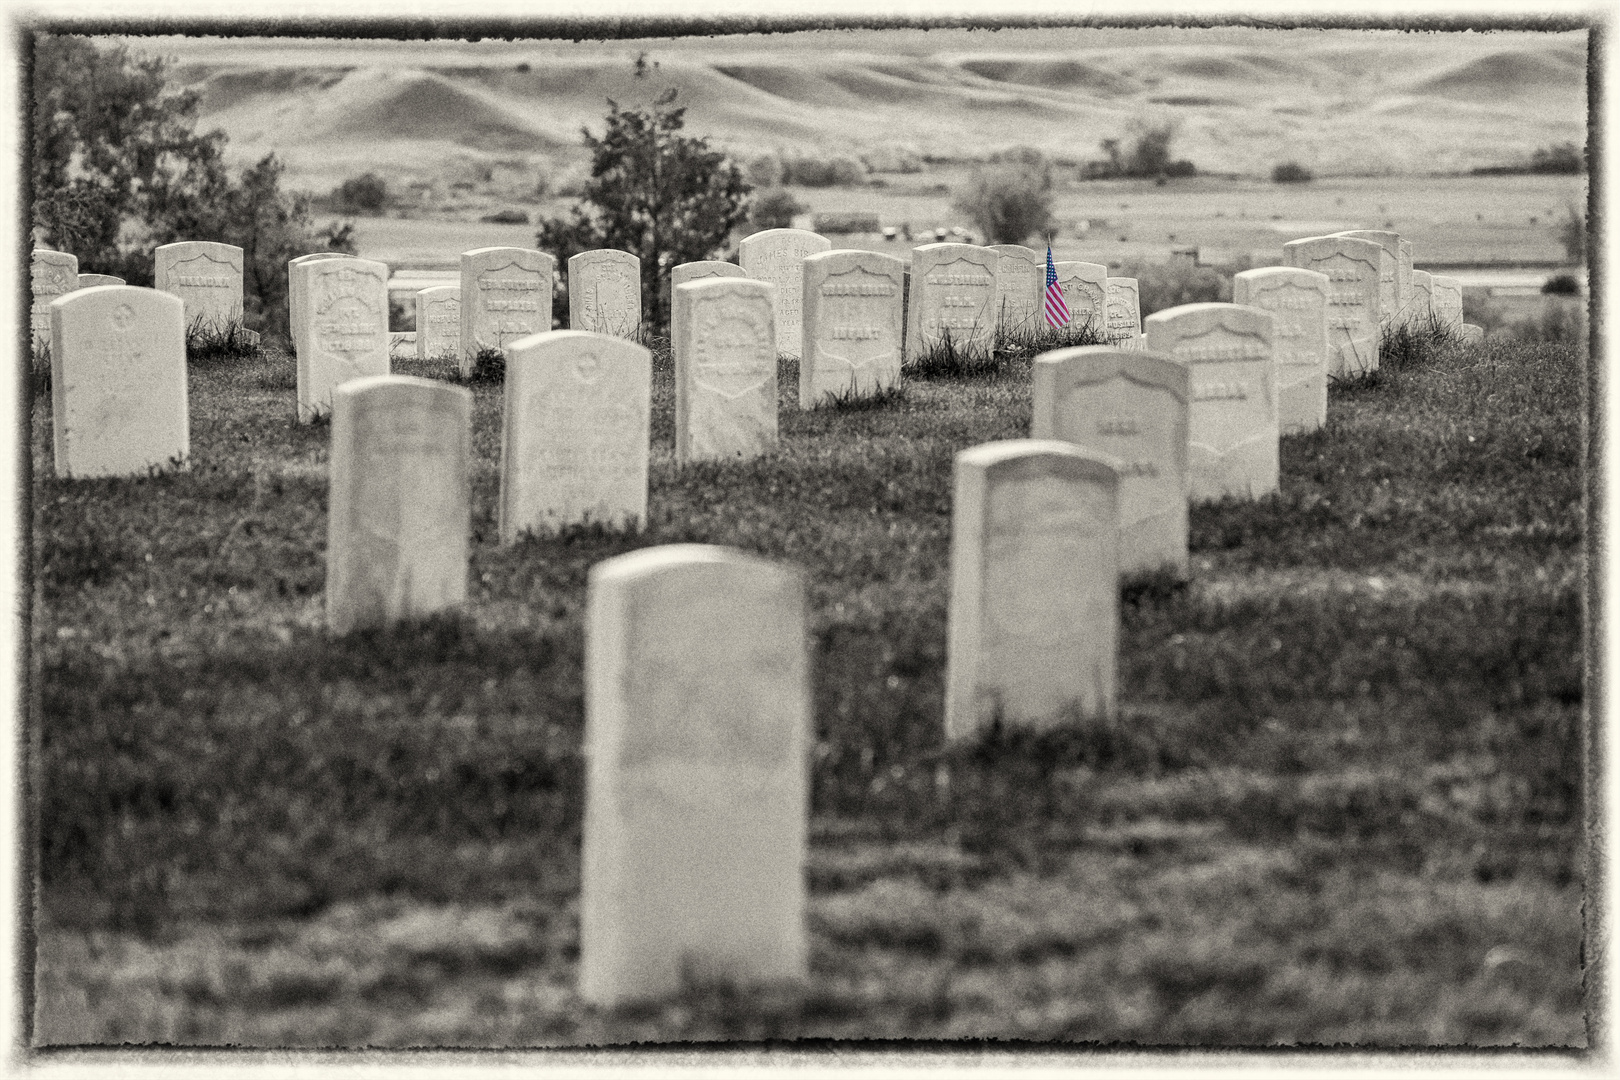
[30,244,259,354]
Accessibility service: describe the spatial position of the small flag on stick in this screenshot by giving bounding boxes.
[1043,245,1070,329]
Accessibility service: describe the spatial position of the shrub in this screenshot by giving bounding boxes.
[1272,162,1313,184]
[781,156,865,188]
[750,189,806,231]
[1090,119,1197,180]
[1530,142,1584,174]
[812,211,880,234]
[1542,273,1581,295]
[952,151,1054,246]
[479,208,529,224]
[335,172,388,213]
[1111,256,1232,318]
[746,153,784,188]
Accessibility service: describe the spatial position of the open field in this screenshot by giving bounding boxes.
[31,325,1584,1046]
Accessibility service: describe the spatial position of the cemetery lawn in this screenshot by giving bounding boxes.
[30,331,1585,1047]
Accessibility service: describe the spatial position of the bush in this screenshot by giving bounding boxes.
[479,208,529,224]
[1111,256,1233,318]
[812,211,880,234]
[335,172,388,213]
[1530,143,1584,174]
[952,151,1054,246]
[1272,162,1313,184]
[750,188,806,231]
[781,155,865,187]
[1090,119,1197,180]
[746,154,784,188]
[1542,273,1581,295]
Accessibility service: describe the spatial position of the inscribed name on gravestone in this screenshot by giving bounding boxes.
[1430,275,1464,332]
[800,249,905,407]
[500,330,651,542]
[581,545,808,1006]
[1031,347,1189,576]
[1409,270,1434,326]
[416,286,461,360]
[674,278,778,463]
[739,229,831,359]
[50,286,188,479]
[671,261,746,360]
[905,243,997,363]
[570,249,642,338]
[1145,302,1279,502]
[945,441,1119,742]
[287,252,358,358]
[326,375,471,635]
[154,241,244,334]
[31,249,79,350]
[1233,267,1330,435]
[461,247,554,376]
[77,274,124,289]
[1055,262,1108,335]
[986,244,1042,332]
[296,257,390,423]
[1284,235,1381,376]
[1105,277,1143,348]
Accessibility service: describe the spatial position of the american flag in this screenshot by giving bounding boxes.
[1043,245,1070,328]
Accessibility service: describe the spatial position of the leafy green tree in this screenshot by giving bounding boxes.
[536,86,751,332]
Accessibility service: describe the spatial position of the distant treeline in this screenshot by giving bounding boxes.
[1471,142,1584,176]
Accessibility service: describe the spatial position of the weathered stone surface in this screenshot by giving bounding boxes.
[1054,261,1108,335]
[569,249,643,338]
[76,274,124,289]
[325,375,471,635]
[1283,235,1382,375]
[499,330,651,541]
[671,261,746,357]
[799,249,905,407]
[1144,302,1279,501]
[49,286,188,479]
[1430,275,1464,332]
[1233,266,1330,434]
[986,244,1042,333]
[1333,230,1404,327]
[1104,277,1142,347]
[904,243,998,363]
[295,257,390,423]
[739,229,831,359]
[415,286,461,361]
[154,241,244,334]
[31,249,79,351]
[460,247,554,376]
[674,278,778,463]
[945,441,1120,741]
[580,544,808,1006]
[1409,270,1434,327]
[287,252,358,358]
[1032,346,1188,576]
[1398,238,1415,321]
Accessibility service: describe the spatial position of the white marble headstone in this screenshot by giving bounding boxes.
[1409,270,1434,328]
[1333,230,1403,328]
[1055,261,1108,336]
[31,249,79,351]
[415,286,461,361]
[799,249,906,407]
[326,375,471,634]
[581,544,808,1005]
[49,286,188,479]
[1430,275,1464,333]
[674,278,778,463]
[986,244,1042,333]
[671,261,746,359]
[1104,277,1143,348]
[1032,346,1189,576]
[905,243,998,363]
[154,241,244,334]
[76,274,124,289]
[569,249,643,338]
[499,330,651,541]
[460,247,554,376]
[1283,235,1382,376]
[1232,266,1330,434]
[287,252,358,359]
[945,440,1120,741]
[1145,302,1279,502]
[739,228,831,359]
[295,257,391,423]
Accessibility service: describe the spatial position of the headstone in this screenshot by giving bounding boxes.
[1031,346,1189,576]
[31,249,79,351]
[1104,277,1143,348]
[1144,302,1279,502]
[389,332,416,360]
[1409,270,1434,327]
[569,249,643,338]
[671,261,746,360]
[1397,238,1414,322]
[1054,261,1108,335]
[325,375,471,635]
[944,440,1119,741]
[799,249,906,407]
[415,286,461,361]
[1332,230,1402,328]
[1430,275,1464,333]
[1283,235,1381,375]
[1232,267,1330,435]
[1460,323,1484,345]
[904,243,998,363]
[580,544,808,1006]
[49,286,188,479]
[674,278,778,463]
[242,329,260,347]
[76,274,124,289]
[287,252,358,359]
[460,247,554,377]
[499,330,651,542]
[295,257,391,423]
[739,228,831,359]
[154,241,244,335]
[986,244,1042,334]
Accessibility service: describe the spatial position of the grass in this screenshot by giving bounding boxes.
[29,322,1586,1047]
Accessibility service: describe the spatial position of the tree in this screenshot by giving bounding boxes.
[952,148,1054,245]
[536,85,752,332]
[335,172,388,213]
[750,188,806,231]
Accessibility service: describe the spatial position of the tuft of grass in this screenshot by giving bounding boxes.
[814,381,908,412]
[461,347,507,385]
[185,318,261,364]
[31,336,51,396]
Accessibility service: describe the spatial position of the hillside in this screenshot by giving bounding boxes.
[121,27,1586,192]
